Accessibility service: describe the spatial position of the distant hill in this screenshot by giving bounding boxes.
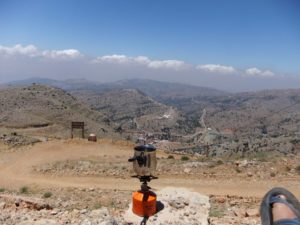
[0,84,116,138]
[8,78,102,91]
[177,89,300,135]
[8,78,226,100]
[91,79,227,100]
[6,78,300,156]
[74,88,198,139]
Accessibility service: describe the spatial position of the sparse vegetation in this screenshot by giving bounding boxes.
[209,208,225,218]
[181,156,189,161]
[254,151,269,162]
[93,202,102,209]
[43,192,52,198]
[1,80,300,225]
[19,186,29,194]
[216,160,224,165]
[109,201,116,209]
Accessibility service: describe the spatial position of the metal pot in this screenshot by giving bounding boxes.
[128,144,157,177]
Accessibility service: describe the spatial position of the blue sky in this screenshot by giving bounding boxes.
[0,0,300,91]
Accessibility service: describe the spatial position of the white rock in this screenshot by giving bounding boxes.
[123,187,210,225]
[184,168,191,173]
[50,210,59,215]
[0,202,6,209]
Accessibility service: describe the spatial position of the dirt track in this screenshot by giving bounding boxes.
[0,139,300,199]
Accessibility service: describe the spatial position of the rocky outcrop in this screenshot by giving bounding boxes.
[123,187,210,225]
[0,188,210,225]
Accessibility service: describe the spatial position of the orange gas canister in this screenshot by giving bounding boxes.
[132,190,157,217]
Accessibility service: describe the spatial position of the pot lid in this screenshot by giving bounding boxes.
[134,144,156,152]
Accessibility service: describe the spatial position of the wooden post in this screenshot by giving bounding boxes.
[205,143,210,157]
[242,142,249,158]
[71,122,85,139]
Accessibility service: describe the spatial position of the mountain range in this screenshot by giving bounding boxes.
[3,77,300,156]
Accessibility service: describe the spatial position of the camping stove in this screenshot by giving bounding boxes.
[128,144,158,218]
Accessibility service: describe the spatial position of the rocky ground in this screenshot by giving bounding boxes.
[209,195,260,225]
[0,192,118,225]
[0,139,300,224]
[32,155,300,181]
[0,187,263,225]
[0,187,211,225]
[0,132,41,148]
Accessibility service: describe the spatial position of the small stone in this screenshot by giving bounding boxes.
[246,209,259,217]
[62,202,69,208]
[15,199,21,207]
[183,168,191,173]
[234,208,247,217]
[169,198,185,209]
[241,160,249,167]
[229,200,239,206]
[50,210,59,215]
[0,202,6,209]
[184,211,189,216]
[80,209,88,214]
[215,196,226,204]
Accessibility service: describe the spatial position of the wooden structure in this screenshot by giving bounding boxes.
[71,122,84,139]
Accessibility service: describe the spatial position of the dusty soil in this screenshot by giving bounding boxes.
[0,139,300,197]
[0,139,300,224]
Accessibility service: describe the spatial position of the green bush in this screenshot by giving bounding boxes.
[0,188,5,192]
[167,155,174,159]
[43,192,52,198]
[216,160,224,165]
[181,156,189,161]
[20,186,29,194]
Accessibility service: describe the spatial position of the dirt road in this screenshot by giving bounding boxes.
[0,139,299,198]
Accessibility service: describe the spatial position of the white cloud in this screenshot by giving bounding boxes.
[1,44,292,92]
[0,44,82,59]
[148,60,187,70]
[245,67,275,77]
[0,44,39,57]
[133,56,151,65]
[92,54,187,70]
[42,49,82,59]
[94,54,129,63]
[196,64,236,74]
[245,67,260,75]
